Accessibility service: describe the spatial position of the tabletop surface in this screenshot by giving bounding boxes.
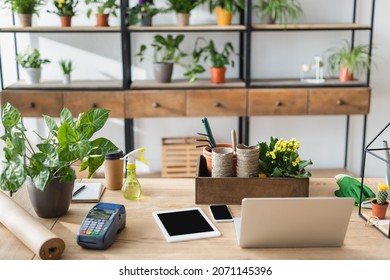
[1,177,390,260]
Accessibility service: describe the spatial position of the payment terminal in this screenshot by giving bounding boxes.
[77,202,126,249]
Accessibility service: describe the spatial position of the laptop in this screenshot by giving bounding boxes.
[234,197,354,248]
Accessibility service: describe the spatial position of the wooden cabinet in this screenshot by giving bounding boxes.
[63,91,125,118]
[0,90,63,117]
[187,89,247,117]
[308,88,370,115]
[248,89,308,116]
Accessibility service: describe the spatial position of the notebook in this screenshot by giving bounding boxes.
[234,197,354,248]
[72,182,104,203]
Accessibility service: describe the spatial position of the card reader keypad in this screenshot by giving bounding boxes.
[80,218,105,235]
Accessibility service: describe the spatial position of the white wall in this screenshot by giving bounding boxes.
[0,0,389,177]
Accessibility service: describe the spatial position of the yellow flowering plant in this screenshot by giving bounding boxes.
[258,136,312,178]
[48,0,79,17]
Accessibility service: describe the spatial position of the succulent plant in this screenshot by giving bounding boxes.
[376,183,389,205]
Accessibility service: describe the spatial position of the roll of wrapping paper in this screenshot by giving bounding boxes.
[0,191,65,260]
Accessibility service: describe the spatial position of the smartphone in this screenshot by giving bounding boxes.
[209,204,233,222]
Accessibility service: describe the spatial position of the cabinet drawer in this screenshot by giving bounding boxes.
[248,89,308,115]
[309,88,370,115]
[125,90,186,118]
[186,89,246,116]
[1,90,63,117]
[63,91,124,118]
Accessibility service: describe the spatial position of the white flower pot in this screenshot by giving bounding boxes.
[24,68,41,84]
[62,74,71,85]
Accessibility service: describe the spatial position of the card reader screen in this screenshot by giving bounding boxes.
[87,208,113,220]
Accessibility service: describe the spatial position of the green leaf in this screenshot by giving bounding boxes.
[30,167,51,191]
[86,155,105,178]
[0,160,26,192]
[69,140,90,161]
[89,137,118,155]
[1,103,21,131]
[43,114,58,132]
[60,107,75,128]
[77,108,110,139]
[57,122,78,146]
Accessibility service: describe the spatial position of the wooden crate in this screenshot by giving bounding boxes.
[161,137,202,178]
[195,155,309,204]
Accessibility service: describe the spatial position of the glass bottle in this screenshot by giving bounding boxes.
[121,157,142,200]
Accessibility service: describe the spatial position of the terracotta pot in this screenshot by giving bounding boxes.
[203,144,236,177]
[60,16,72,27]
[339,65,353,82]
[210,67,226,84]
[176,13,190,26]
[372,200,389,219]
[27,177,74,218]
[215,6,232,26]
[96,13,109,27]
[18,13,32,27]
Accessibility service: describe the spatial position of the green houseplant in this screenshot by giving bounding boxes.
[253,0,303,24]
[0,103,118,217]
[185,37,236,83]
[136,34,187,83]
[326,40,372,82]
[16,48,50,84]
[47,0,79,27]
[85,0,120,26]
[3,0,45,26]
[207,0,244,25]
[128,0,160,26]
[371,183,389,219]
[164,0,205,26]
[59,59,74,84]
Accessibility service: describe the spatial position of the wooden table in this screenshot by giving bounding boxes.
[1,178,390,260]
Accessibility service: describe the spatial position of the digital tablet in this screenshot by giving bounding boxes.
[152,207,221,242]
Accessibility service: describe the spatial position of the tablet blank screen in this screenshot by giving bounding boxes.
[157,209,214,236]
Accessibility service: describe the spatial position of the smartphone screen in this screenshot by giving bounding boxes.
[209,205,233,222]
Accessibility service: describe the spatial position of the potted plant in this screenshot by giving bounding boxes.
[185,37,236,84]
[253,0,303,24]
[258,136,312,178]
[85,0,120,27]
[127,0,161,26]
[207,0,245,26]
[47,0,79,27]
[0,102,118,218]
[3,0,45,26]
[59,59,74,84]
[326,40,372,82]
[371,183,389,219]
[136,34,187,83]
[15,48,50,84]
[164,0,205,26]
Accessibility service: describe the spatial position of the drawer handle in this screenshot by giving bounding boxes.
[275,101,282,107]
[214,101,222,108]
[92,103,98,108]
[152,102,160,108]
[336,99,344,106]
[29,102,35,108]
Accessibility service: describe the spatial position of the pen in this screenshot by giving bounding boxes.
[73,185,86,197]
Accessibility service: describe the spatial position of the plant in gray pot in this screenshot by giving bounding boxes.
[136,34,187,83]
[15,48,50,84]
[0,103,118,218]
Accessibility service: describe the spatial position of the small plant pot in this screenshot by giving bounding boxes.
[371,200,389,219]
[215,6,232,26]
[153,63,173,83]
[176,13,190,26]
[60,16,72,27]
[24,68,41,84]
[140,13,152,26]
[203,144,236,177]
[62,74,71,85]
[339,65,353,82]
[210,67,226,84]
[96,13,109,27]
[18,13,32,27]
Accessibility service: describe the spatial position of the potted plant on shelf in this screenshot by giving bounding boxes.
[85,0,120,27]
[258,136,312,178]
[207,0,245,26]
[47,0,79,27]
[15,48,50,84]
[185,37,236,84]
[3,0,45,27]
[136,34,187,83]
[253,0,303,24]
[371,183,389,219]
[59,59,74,84]
[127,0,161,26]
[164,0,205,26]
[0,103,118,218]
[326,40,372,82]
